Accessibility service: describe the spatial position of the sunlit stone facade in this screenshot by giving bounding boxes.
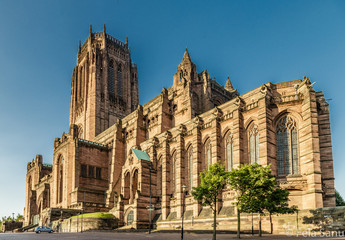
[24,27,335,228]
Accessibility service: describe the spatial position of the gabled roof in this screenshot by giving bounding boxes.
[132,149,150,161]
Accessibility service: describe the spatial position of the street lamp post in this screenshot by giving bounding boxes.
[82,191,85,233]
[181,185,187,240]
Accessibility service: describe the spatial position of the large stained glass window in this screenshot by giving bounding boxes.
[276,116,299,175]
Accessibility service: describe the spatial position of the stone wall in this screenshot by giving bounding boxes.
[157,206,345,235]
[1,221,23,232]
[23,29,335,229]
[51,217,118,232]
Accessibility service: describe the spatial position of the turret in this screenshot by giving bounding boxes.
[173,49,197,87]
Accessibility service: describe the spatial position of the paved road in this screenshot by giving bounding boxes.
[0,232,345,240]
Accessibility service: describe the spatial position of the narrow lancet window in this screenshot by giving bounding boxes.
[108,61,114,94]
[173,154,177,193]
[206,141,212,169]
[189,148,193,189]
[117,65,122,97]
[226,134,233,171]
[249,125,259,164]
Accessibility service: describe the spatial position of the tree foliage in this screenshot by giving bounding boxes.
[335,190,345,206]
[192,162,230,240]
[229,163,297,237]
[0,213,23,229]
[228,163,262,238]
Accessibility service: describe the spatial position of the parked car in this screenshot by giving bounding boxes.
[34,226,54,234]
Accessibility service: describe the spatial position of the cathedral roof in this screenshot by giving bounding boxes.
[132,149,150,161]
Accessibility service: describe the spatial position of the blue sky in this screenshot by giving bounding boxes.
[0,0,344,217]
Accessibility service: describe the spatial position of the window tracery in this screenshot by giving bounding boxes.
[117,64,122,97]
[276,116,299,175]
[108,60,114,94]
[226,134,233,171]
[206,141,212,169]
[249,124,259,164]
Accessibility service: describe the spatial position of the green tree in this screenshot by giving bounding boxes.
[15,214,24,222]
[265,188,297,234]
[192,162,230,240]
[228,163,256,239]
[229,163,296,238]
[335,190,345,206]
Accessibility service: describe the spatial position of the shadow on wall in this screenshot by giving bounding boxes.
[303,206,345,232]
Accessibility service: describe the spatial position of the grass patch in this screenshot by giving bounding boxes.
[70,212,115,219]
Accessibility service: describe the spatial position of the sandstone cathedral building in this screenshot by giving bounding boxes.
[24,26,335,230]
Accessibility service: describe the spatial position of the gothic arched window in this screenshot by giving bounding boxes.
[172,154,177,194]
[124,172,130,199]
[276,116,299,175]
[108,60,115,94]
[157,157,162,197]
[117,65,122,97]
[249,124,259,164]
[206,141,212,169]
[226,133,233,171]
[79,66,84,99]
[57,156,64,203]
[132,169,138,202]
[188,148,193,189]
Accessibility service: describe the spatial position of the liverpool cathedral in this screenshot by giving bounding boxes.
[24,26,336,230]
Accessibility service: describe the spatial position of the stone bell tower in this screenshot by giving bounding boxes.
[69,25,139,141]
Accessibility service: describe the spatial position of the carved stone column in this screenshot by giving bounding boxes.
[176,131,185,219]
[232,98,244,168]
[299,79,323,209]
[161,133,171,220]
[192,117,202,218]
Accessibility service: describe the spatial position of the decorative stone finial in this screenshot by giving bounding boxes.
[182,48,192,62]
[225,76,234,91]
[103,24,106,34]
[125,36,128,45]
[78,40,81,53]
[89,24,92,35]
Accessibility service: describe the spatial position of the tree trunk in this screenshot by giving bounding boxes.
[213,207,216,240]
[237,208,240,239]
[270,213,273,234]
[259,214,262,237]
